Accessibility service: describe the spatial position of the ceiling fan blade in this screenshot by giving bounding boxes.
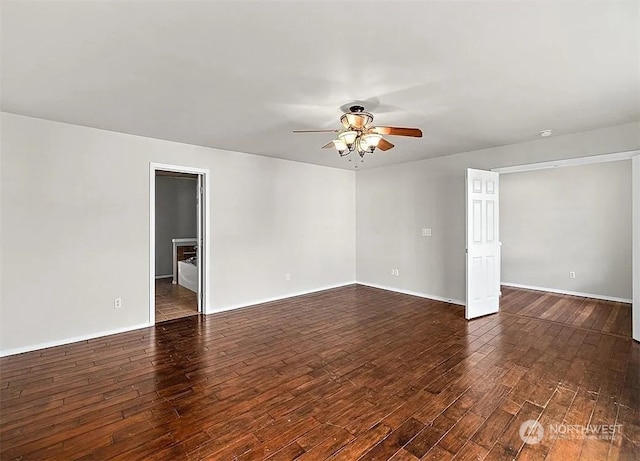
[377,138,394,151]
[321,141,334,149]
[371,126,423,138]
[293,129,339,133]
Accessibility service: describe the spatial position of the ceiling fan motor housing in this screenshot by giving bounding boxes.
[341,106,374,130]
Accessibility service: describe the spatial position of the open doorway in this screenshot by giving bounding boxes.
[149,163,209,324]
[492,151,637,339]
[465,151,638,336]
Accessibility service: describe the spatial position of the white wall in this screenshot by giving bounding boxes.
[0,113,356,354]
[356,122,640,304]
[155,176,197,276]
[500,161,631,300]
[2,114,637,354]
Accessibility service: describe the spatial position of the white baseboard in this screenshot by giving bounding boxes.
[155,274,172,279]
[2,282,463,357]
[0,322,152,358]
[501,282,632,304]
[207,281,358,314]
[356,281,466,306]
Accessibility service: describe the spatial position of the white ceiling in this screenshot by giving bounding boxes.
[2,1,638,170]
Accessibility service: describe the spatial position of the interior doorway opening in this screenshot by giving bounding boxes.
[491,150,638,340]
[149,163,210,324]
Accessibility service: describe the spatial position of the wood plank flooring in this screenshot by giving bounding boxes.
[501,286,632,336]
[1,285,637,460]
[155,278,198,323]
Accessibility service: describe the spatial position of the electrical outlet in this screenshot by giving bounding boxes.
[114,297,122,309]
[285,273,291,281]
[391,268,395,276]
[392,269,399,276]
[569,271,576,279]
[421,228,432,237]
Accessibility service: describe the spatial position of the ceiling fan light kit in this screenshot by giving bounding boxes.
[294,105,423,161]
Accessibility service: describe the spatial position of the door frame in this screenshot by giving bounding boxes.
[492,149,639,341]
[149,162,211,324]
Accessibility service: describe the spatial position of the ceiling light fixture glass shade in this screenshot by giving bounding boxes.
[332,139,348,156]
[338,130,358,148]
[362,133,382,149]
[356,139,367,158]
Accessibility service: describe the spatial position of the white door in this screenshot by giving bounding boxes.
[465,168,500,319]
[196,174,204,313]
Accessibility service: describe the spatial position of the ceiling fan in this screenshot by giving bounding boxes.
[293,105,422,158]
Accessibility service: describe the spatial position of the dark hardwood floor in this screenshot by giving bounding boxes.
[155,278,198,323]
[0,285,637,460]
[501,286,632,336]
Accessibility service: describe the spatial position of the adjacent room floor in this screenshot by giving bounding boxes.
[0,285,637,460]
[501,286,632,336]
[155,278,199,323]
